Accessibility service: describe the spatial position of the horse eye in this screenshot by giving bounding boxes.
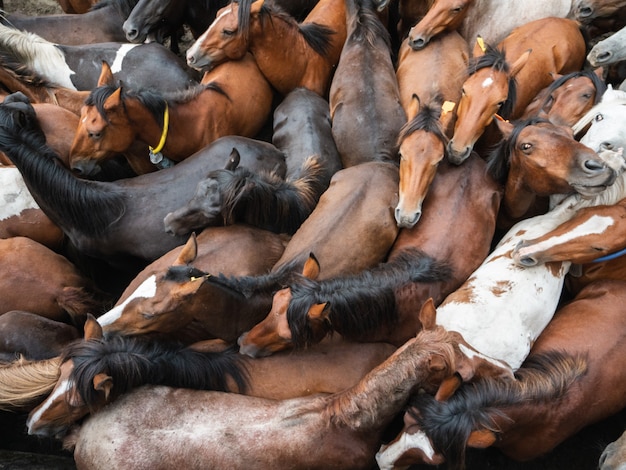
[594,113,603,122]
[461,88,466,96]
[142,312,155,320]
[451,6,464,12]
[520,142,532,151]
[582,93,592,100]
[222,29,236,37]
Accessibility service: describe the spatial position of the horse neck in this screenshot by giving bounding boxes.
[124,97,167,151]
[323,329,456,431]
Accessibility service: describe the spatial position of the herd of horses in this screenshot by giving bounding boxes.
[1,0,626,468]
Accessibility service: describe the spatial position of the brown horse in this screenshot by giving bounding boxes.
[376,278,626,468]
[25,316,396,438]
[96,227,289,344]
[69,53,273,176]
[56,0,98,14]
[61,320,511,469]
[0,237,110,324]
[186,0,346,97]
[521,68,607,127]
[238,152,502,356]
[448,18,586,164]
[329,0,406,168]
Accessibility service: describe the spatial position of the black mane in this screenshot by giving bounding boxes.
[398,101,448,148]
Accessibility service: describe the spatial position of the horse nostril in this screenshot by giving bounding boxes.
[518,256,537,267]
[578,6,593,18]
[126,28,139,40]
[600,142,614,151]
[596,51,612,63]
[410,37,426,51]
[88,131,101,139]
[584,159,605,171]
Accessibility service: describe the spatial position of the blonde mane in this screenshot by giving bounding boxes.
[0,355,61,411]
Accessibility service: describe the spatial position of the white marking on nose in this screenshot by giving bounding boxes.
[111,44,140,74]
[27,379,72,431]
[97,275,158,326]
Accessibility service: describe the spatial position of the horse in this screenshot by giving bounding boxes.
[574,0,626,22]
[329,0,406,168]
[520,68,607,127]
[406,0,578,51]
[588,22,626,69]
[69,53,274,175]
[600,428,626,470]
[395,29,469,137]
[0,23,198,92]
[163,87,342,236]
[0,0,138,45]
[486,116,616,224]
[0,311,80,363]
[0,93,286,269]
[25,315,397,438]
[376,278,626,468]
[448,18,587,164]
[96,227,290,344]
[185,0,347,98]
[61,320,512,469]
[0,165,65,251]
[0,237,110,325]
[0,355,61,412]
[238,152,502,356]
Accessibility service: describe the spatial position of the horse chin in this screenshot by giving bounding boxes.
[571,184,609,198]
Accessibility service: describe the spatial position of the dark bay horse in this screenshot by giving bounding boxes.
[163,87,342,236]
[377,278,626,468]
[97,227,290,344]
[0,93,286,269]
[1,0,137,45]
[186,0,346,97]
[0,23,198,92]
[238,153,502,356]
[329,0,406,167]
[69,54,273,175]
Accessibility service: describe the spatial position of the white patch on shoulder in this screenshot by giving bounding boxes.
[0,168,40,220]
[97,275,157,326]
[111,44,140,74]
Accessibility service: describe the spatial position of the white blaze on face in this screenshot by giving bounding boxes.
[111,44,140,74]
[186,7,232,61]
[97,275,158,326]
[26,379,72,432]
[481,76,494,89]
[0,168,40,221]
[376,429,437,469]
[515,215,615,259]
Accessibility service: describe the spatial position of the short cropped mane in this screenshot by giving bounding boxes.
[469,44,517,119]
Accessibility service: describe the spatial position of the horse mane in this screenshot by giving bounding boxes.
[0,24,67,73]
[0,95,126,236]
[237,0,334,58]
[397,101,448,148]
[572,86,626,135]
[287,248,452,347]
[346,0,392,51]
[485,116,550,186]
[406,350,588,470]
[0,49,57,90]
[0,356,61,411]
[64,335,249,411]
[215,155,324,235]
[469,44,517,120]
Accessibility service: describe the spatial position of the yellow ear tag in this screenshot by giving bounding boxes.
[442,101,456,115]
[476,36,486,53]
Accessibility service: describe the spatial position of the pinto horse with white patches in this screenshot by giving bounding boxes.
[0,23,197,92]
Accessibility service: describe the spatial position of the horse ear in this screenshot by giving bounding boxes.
[418,298,437,330]
[407,94,421,120]
[493,115,514,138]
[434,373,462,401]
[225,148,241,171]
[509,49,531,78]
[593,66,605,81]
[93,373,113,401]
[467,429,497,448]
[302,253,321,279]
[251,0,265,14]
[103,87,122,111]
[83,313,103,340]
[307,302,329,321]
[97,61,115,87]
[472,35,486,58]
[175,233,198,266]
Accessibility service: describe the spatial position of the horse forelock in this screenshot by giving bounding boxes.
[407,350,588,467]
[469,45,516,119]
[286,276,330,348]
[398,103,447,146]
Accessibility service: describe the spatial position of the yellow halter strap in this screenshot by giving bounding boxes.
[149,103,169,154]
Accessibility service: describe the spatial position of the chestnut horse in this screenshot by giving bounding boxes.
[186,0,346,97]
[1,0,137,45]
[25,316,396,438]
[329,0,406,168]
[238,152,502,356]
[406,0,577,51]
[0,23,197,92]
[96,227,289,344]
[163,87,342,236]
[0,93,286,268]
[56,0,98,14]
[376,279,626,468]
[69,53,273,175]
[448,18,586,164]
[62,320,511,469]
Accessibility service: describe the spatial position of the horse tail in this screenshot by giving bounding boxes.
[57,286,112,327]
[0,356,61,411]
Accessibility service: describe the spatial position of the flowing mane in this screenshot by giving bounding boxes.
[0,356,61,411]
